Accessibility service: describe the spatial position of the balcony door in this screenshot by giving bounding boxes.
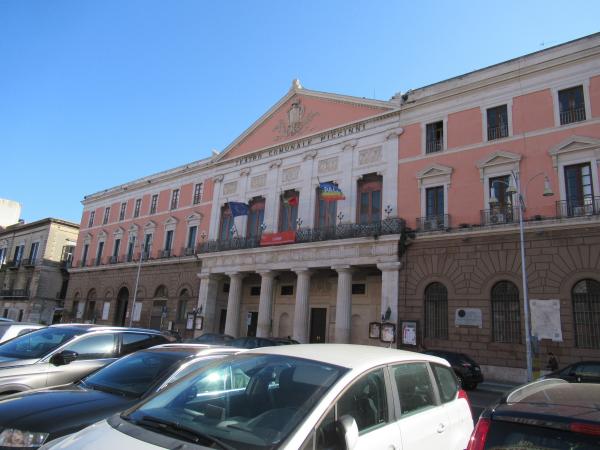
[357,174,382,224]
[565,163,594,215]
[247,197,265,240]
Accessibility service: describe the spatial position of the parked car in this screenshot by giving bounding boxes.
[543,360,600,383]
[0,318,14,322]
[423,349,483,390]
[185,332,235,345]
[468,378,600,449]
[226,336,300,349]
[40,344,473,450]
[0,324,170,394]
[0,322,45,343]
[0,344,240,449]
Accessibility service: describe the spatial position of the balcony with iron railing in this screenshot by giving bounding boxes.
[21,257,37,267]
[6,260,21,270]
[560,107,586,125]
[160,249,172,259]
[487,123,509,141]
[181,246,196,257]
[109,255,120,264]
[197,217,406,254]
[415,214,450,232]
[480,205,520,226]
[425,139,442,154]
[0,289,29,298]
[556,197,600,218]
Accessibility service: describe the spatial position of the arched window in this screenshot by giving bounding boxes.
[491,281,520,343]
[154,285,168,299]
[85,289,97,322]
[572,279,600,348]
[424,282,448,339]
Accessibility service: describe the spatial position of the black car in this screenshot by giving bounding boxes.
[423,349,483,390]
[543,360,600,383]
[0,344,239,449]
[185,332,235,345]
[226,336,300,349]
[468,379,600,449]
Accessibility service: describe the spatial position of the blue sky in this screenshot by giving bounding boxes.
[1,0,599,224]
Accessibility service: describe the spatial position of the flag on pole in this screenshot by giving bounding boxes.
[228,202,249,217]
[282,194,299,207]
[319,182,345,202]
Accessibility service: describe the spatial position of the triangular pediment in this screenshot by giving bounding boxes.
[186,212,203,222]
[549,135,600,156]
[128,224,139,233]
[217,81,395,162]
[144,220,157,230]
[113,227,125,237]
[98,230,107,239]
[165,216,179,226]
[477,151,522,169]
[416,164,453,180]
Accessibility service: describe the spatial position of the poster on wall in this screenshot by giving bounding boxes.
[530,299,563,342]
[132,303,142,322]
[76,302,84,319]
[195,315,204,330]
[186,313,195,330]
[102,302,110,320]
[369,322,381,339]
[401,321,418,346]
[381,323,396,343]
[455,308,483,328]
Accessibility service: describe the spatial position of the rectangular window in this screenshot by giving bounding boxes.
[487,105,509,140]
[357,175,382,224]
[280,285,294,296]
[13,245,24,263]
[0,248,5,265]
[247,198,265,239]
[143,233,152,258]
[193,183,203,205]
[82,244,89,267]
[250,286,261,296]
[223,283,230,293]
[113,238,121,258]
[164,230,174,251]
[559,85,586,125]
[316,187,337,228]
[133,199,141,218]
[119,202,127,221]
[96,241,104,266]
[279,191,299,232]
[150,194,158,214]
[351,283,366,295]
[426,186,444,218]
[29,242,39,262]
[170,189,180,210]
[127,237,135,262]
[187,226,197,250]
[425,121,443,153]
[487,175,515,225]
[88,211,95,228]
[103,207,110,225]
[564,162,594,216]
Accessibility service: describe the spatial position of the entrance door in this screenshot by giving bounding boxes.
[150,300,167,330]
[115,288,129,326]
[246,311,258,337]
[219,309,227,334]
[310,308,327,343]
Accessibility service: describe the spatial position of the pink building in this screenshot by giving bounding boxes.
[67,34,600,382]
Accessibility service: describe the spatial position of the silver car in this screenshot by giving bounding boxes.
[0,324,170,395]
[0,322,45,343]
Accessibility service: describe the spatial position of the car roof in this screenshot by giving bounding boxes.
[149,343,242,355]
[245,344,448,370]
[0,322,43,327]
[493,380,600,424]
[49,324,165,334]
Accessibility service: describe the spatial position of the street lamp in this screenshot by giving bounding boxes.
[129,237,150,327]
[489,171,553,382]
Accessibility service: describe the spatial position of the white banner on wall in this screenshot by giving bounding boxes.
[102,302,110,320]
[530,299,563,342]
[133,303,142,322]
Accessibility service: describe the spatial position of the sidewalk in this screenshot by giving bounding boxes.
[477,380,519,394]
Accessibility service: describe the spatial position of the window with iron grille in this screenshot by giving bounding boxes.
[486,105,509,141]
[150,194,158,214]
[491,281,521,343]
[88,211,95,228]
[103,207,110,225]
[193,183,203,205]
[223,283,230,293]
[352,283,366,295]
[280,285,294,296]
[559,86,586,125]
[133,199,141,218]
[424,282,448,339]
[572,279,600,349]
[119,202,127,221]
[170,189,180,210]
[250,286,261,296]
[426,121,443,153]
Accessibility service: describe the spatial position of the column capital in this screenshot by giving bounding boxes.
[257,270,277,279]
[292,267,312,275]
[377,261,402,272]
[226,272,245,281]
[213,174,224,183]
[197,272,212,280]
[332,265,353,273]
[385,127,404,140]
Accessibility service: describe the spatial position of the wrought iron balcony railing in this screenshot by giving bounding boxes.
[0,289,29,298]
[556,197,600,218]
[487,123,509,141]
[480,206,520,226]
[109,255,119,264]
[426,139,442,154]
[6,260,21,269]
[416,214,450,232]
[21,258,37,267]
[160,249,172,259]
[181,246,196,256]
[560,107,586,125]
[198,237,261,253]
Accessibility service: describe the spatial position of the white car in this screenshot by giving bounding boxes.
[0,322,44,343]
[40,344,473,450]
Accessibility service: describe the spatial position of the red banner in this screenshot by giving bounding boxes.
[260,231,296,246]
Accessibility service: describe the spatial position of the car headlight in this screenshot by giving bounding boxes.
[0,429,49,447]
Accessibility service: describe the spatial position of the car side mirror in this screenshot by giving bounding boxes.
[50,350,79,366]
[336,415,359,450]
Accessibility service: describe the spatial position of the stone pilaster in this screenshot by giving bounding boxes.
[224,272,244,337]
[292,268,312,343]
[333,265,353,343]
[377,262,402,323]
[196,272,219,335]
[256,270,276,337]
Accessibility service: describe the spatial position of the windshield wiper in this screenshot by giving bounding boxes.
[86,383,134,397]
[137,415,234,450]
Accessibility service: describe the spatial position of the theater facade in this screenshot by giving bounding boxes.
[66,34,600,382]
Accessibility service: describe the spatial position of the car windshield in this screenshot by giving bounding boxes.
[124,354,348,449]
[0,325,9,340]
[0,327,84,359]
[84,350,190,397]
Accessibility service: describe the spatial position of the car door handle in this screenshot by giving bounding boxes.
[436,423,446,433]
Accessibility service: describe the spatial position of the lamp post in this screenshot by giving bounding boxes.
[490,171,553,382]
[129,237,150,327]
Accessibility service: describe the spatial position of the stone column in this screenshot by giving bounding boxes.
[377,262,402,324]
[224,272,244,337]
[292,268,312,343]
[333,265,353,343]
[381,129,402,217]
[196,272,219,335]
[298,151,317,228]
[337,142,356,223]
[256,270,276,337]
[208,175,224,240]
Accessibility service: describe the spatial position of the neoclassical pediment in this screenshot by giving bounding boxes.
[186,212,204,223]
[476,151,521,179]
[98,230,107,239]
[416,164,453,180]
[144,220,157,231]
[164,216,179,226]
[548,135,600,167]
[128,223,139,233]
[113,227,125,237]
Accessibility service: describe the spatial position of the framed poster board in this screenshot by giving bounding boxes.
[195,315,204,330]
[186,313,195,330]
[369,322,381,339]
[380,323,396,343]
[401,320,418,346]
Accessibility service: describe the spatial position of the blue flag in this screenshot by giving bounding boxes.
[228,202,249,217]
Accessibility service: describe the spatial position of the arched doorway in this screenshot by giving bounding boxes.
[115,287,129,326]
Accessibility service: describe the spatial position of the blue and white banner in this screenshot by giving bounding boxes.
[228,202,249,217]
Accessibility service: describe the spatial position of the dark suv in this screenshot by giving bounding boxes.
[0,324,170,394]
[468,379,600,449]
[423,349,483,390]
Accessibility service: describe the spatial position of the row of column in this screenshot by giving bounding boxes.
[196,262,401,343]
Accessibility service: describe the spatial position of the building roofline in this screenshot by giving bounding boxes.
[0,217,79,235]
